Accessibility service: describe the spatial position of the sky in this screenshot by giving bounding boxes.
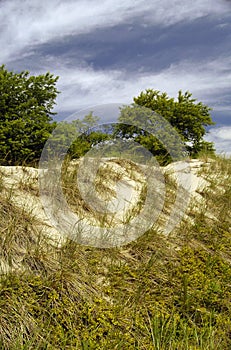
[1,0,231,155]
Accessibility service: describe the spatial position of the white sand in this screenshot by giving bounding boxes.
[0,159,211,250]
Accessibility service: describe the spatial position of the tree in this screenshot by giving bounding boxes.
[45,112,111,161]
[0,65,59,165]
[116,89,215,163]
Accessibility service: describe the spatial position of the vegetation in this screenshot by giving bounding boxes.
[0,154,230,349]
[1,66,230,349]
[0,66,216,166]
[116,90,215,164]
[47,113,111,160]
[0,65,59,165]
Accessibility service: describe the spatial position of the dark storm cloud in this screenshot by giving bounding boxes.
[26,15,231,74]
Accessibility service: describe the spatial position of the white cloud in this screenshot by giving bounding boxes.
[205,126,231,155]
[33,54,231,113]
[0,0,230,63]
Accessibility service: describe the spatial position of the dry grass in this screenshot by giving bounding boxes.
[0,154,230,349]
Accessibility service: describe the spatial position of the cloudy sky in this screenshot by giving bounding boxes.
[1,0,231,154]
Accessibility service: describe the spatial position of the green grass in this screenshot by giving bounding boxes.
[0,154,230,349]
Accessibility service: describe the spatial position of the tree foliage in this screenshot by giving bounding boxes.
[116,89,215,163]
[46,112,111,160]
[0,66,216,166]
[0,65,59,165]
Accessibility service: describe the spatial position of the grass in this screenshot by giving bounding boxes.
[0,154,230,349]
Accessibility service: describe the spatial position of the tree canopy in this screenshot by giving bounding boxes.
[116,89,215,163]
[0,66,216,166]
[46,112,111,160]
[0,65,59,165]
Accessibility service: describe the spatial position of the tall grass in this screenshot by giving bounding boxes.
[0,154,230,349]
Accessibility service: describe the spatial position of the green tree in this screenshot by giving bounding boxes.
[0,65,59,165]
[116,89,215,163]
[44,112,111,161]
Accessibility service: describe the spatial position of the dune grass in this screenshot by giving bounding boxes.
[0,154,230,349]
